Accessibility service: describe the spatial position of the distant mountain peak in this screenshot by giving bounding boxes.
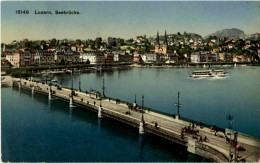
[205,28,246,39]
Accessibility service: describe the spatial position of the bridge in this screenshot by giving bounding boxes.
[2,76,260,162]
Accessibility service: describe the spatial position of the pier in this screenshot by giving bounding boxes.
[2,76,260,162]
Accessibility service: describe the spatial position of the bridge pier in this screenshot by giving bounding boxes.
[139,121,145,134]
[187,138,196,154]
[32,86,35,95]
[69,96,74,107]
[98,106,103,118]
[48,86,52,100]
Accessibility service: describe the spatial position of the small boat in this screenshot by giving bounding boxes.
[213,69,229,77]
[51,80,57,82]
[190,70,214,78]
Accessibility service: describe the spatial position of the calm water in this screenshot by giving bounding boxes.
[2,66,260,161]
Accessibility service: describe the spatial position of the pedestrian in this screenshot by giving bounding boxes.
[199,136,202,142]
[94,101,96,106]
[204,136,208,142]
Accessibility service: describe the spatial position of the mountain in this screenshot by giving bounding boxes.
[204,28,246,39]
[246,33,260,40]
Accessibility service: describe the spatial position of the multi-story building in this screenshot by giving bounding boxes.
[80,51,104,64]
[1,59,12,72]
[35,50,55,65]
[141,53,160,63]
[55,51,80,65]
[104,52,114,63]
[12,50,34,67]
[190,52,200,63]
[5,52,14,65]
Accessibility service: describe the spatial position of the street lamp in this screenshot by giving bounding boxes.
[141,95,144,122]
[226,114,234,162]
[175,92,182,117]
[78,76,81,92]
[102,78,105,97]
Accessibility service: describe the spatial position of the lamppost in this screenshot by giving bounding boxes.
[78,76,81,92]
[175,92,182,118]
[102,78,105,97]
[226,114,234,162]
[141,95,144,122]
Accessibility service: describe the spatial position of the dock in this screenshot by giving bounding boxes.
[2,76,260,162]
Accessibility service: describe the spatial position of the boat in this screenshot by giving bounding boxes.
[51,80,57,82]
[213,69,229,77]
[190,69,229,78]
[190,70,214,78]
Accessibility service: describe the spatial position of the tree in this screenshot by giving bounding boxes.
[50,38,57,46]
[76,39,82,45]
[21,39,30,48]
[86,59,90,64]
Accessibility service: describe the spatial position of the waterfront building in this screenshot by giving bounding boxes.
[113,51,133,63]
[224,53,233,62]
[190,52,200,63]
[166,53,179,63]
[133,50,140,62]
[35,50,55,65]
[12,49,34,67]
[55,51,80,65]
[233,55,246,62]
[79,51,104,64]
[1,59,12,72]
[5,52,14,65]
[104,52,114,63]
[12,51,20,67]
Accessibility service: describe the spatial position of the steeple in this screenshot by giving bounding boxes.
[164,30,168,45]
[156,31,160,47]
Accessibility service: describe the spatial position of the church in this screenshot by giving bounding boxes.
[155,31,168,54]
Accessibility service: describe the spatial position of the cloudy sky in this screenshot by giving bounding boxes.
[1,1,259,43]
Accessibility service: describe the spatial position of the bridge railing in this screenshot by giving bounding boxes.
[195,141,229,162]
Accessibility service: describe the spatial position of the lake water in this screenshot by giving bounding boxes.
[50,66,260,137]
[2,66,260,161]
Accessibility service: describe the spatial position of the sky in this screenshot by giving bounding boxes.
[1,1,260,43]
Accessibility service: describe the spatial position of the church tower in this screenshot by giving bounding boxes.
[155,31,160,53]
[163,30,168,54]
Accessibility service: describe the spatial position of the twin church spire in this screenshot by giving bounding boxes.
[155,30,168,54]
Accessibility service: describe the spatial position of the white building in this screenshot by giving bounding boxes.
[190,52,200,63]
[141,53,160,63]
[80,51,104,64]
